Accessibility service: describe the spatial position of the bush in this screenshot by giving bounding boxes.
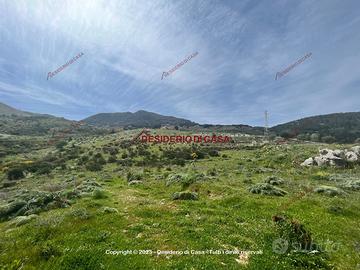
[7,168,24,180]
[321,136,336,143]
[172,191,198,200]
[314,185,345,196]
[60,250,103,270]
[280,131,293,139]
[310,133,320,142]
[69,208,91,220]
[297,133,309,141]
[0,200,27,221]
[126,171,142,182]
[92,188,107,199]
[40,242,61,260]
[56,141,67,150]
[85,161,103,171]
[249,183,287,196]
[107,155,117,163]
[264,176,284,185]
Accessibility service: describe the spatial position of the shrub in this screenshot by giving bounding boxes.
[107,155,117,163]
[0,200,27,221]
[314,185,345,196]
[56,141,67,150]
[321,136,336,143]
[92,188,107,199]
[59,250,103,270]
[264,176,285,185]
[172,191,198,200]
[85,161,102,171]
[69,208,91,220]
[173,158,185,166]
[310,133,320,142]
[207,149,219,157]
[39,242,62,260]
[249,183,287,196]
[7,168,25,180]
[126,171,142,182]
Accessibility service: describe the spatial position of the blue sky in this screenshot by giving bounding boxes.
[0,0,359,126]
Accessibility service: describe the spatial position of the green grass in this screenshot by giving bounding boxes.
[0,131,360,269]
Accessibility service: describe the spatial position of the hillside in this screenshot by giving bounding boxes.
[0,103,106,136]
[83,110,198,128]
[0,102,33,116]
[271,112,360,143]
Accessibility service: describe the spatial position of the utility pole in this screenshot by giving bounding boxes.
[264,110,269,139]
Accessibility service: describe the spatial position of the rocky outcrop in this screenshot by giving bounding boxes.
[301,147,359,167]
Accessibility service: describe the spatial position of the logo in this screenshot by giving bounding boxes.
[161,52,198,80]
[275,52,312,80]
[272,238,289,254]
[47,52,84,80]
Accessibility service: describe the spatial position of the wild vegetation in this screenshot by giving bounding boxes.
[0,128,359,269]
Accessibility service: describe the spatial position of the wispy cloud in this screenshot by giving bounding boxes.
[0,0,359,125]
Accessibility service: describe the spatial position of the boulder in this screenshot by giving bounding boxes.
[345,151,358,162]
[102,207,119,213]
[319,149,332,155]
[314,156,329,166]
[128,180,143,186]
[333,150,345,158]
[351,146,360,156]
[301,157,315,166]
[302,148,353,167]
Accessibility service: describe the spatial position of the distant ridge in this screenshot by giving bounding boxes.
[0,102,33,116]
[1,102,360,142]
[82,110,198,128]
[270,112,360,143]
[0,102,103,136]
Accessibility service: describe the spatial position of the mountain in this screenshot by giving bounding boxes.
[0,102,105,136]
[82,110,198,128]
[0,102,33,116]
[270,112,360,143]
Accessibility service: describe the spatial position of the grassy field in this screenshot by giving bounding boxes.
[0,129,359,269]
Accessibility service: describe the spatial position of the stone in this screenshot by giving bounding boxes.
[102,207,119,213]
[301,157,315,166]
[345,151,358,162]
[350,146,360,156]
[128,180,143,185]
[319,149,332,155]
[314,156,330,166]
[333,150,345,158]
